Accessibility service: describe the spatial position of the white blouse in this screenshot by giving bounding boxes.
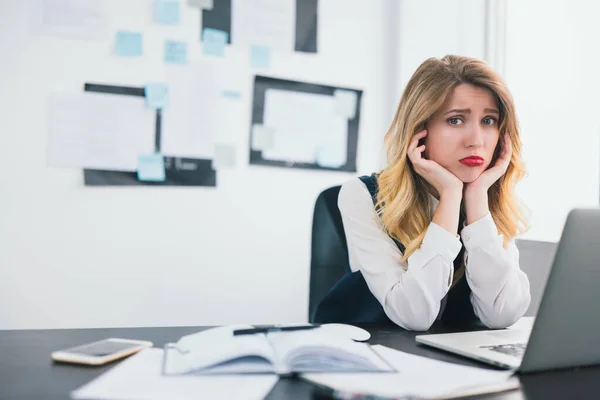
[338,178,531,331]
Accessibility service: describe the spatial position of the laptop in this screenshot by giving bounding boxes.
[416,208,600,373]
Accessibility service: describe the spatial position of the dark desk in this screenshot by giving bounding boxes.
[1,324,599,400]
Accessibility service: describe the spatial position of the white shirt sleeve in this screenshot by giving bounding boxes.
[461,213,531,329]
[338,179,462,331]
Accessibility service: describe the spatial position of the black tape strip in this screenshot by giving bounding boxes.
[84,83,145,97]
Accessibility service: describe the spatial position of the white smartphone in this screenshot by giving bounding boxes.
[51,338,153,366]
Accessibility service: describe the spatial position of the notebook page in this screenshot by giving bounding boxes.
[164,325,277,375]
[302,345,517,399]
[267,330,392,372]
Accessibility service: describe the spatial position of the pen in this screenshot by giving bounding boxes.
[233,325,318,336]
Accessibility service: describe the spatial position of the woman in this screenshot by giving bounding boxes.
[315,55,531,331]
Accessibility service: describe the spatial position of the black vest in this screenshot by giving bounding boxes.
[313,173,479,329]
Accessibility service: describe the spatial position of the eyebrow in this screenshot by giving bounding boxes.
[444,108,500,115]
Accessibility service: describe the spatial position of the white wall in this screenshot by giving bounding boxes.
[394,0,487,103]
[381,0,487,167]
[504,0,600,242]
[0,0,392,329]
[0,0,495,330]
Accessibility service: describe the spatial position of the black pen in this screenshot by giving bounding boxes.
[233,325,318,336]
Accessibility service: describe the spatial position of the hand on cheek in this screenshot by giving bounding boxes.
[466,134,512,195]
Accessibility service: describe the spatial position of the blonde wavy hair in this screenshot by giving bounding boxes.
[376,55,529,270]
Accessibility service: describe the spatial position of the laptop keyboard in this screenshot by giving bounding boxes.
[480,343,527,358]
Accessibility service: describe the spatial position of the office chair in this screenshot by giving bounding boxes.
[308,186,349,323]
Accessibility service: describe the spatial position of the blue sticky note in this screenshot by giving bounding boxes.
[222,90,241,99]
[316,146,345,169]
[114,31,143,57]
[137,153,166,182]
[250,45,271,69]
[202,28,228,57]
[144,84,169,109]
[164,40,187,64]
[153,0,180,25]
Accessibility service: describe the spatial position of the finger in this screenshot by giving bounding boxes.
[408,145,426,164]
[505,135,513,157]
[407,145,422,165]
[493,139,512,172]
[499,135,513,162]
[414,129,428,141]
[408,130,427,152]
[407,148,418,164]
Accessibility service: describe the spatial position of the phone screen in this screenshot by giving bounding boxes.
[66,340,140,357]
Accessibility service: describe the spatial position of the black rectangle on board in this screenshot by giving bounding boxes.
[83,83,217,187]
[249,75,361,173]
[202,0,318,53]
[84,157,217,187]
[201,0,232,43]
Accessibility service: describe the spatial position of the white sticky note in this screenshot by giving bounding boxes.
[187,0,213,9]
[251,124,275,151]
[334,89,357,119]
[211,145,236,169]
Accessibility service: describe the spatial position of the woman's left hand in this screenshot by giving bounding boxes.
[465,134,512,196]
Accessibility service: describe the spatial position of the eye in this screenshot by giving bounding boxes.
[482,117,497,126]
[447,117,463,125]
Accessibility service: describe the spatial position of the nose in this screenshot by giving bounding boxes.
[465,124,484,148]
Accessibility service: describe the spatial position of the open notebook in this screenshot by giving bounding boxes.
[162,325,394,376]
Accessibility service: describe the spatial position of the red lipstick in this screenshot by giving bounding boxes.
[459,156,484,167]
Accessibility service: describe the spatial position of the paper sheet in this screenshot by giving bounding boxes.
[71,348,279,400]
[302,345,518,399]
[160,63,243,159]
[47,92,155,171]
[30,0,108,40]
[231,0,295,52]
[261,89,347,164]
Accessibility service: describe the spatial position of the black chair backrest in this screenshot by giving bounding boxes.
[308,186,350,322]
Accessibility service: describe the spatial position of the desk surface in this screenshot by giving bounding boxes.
[1,323,600,400]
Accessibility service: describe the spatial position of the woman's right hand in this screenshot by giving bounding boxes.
[407,130,463,197]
